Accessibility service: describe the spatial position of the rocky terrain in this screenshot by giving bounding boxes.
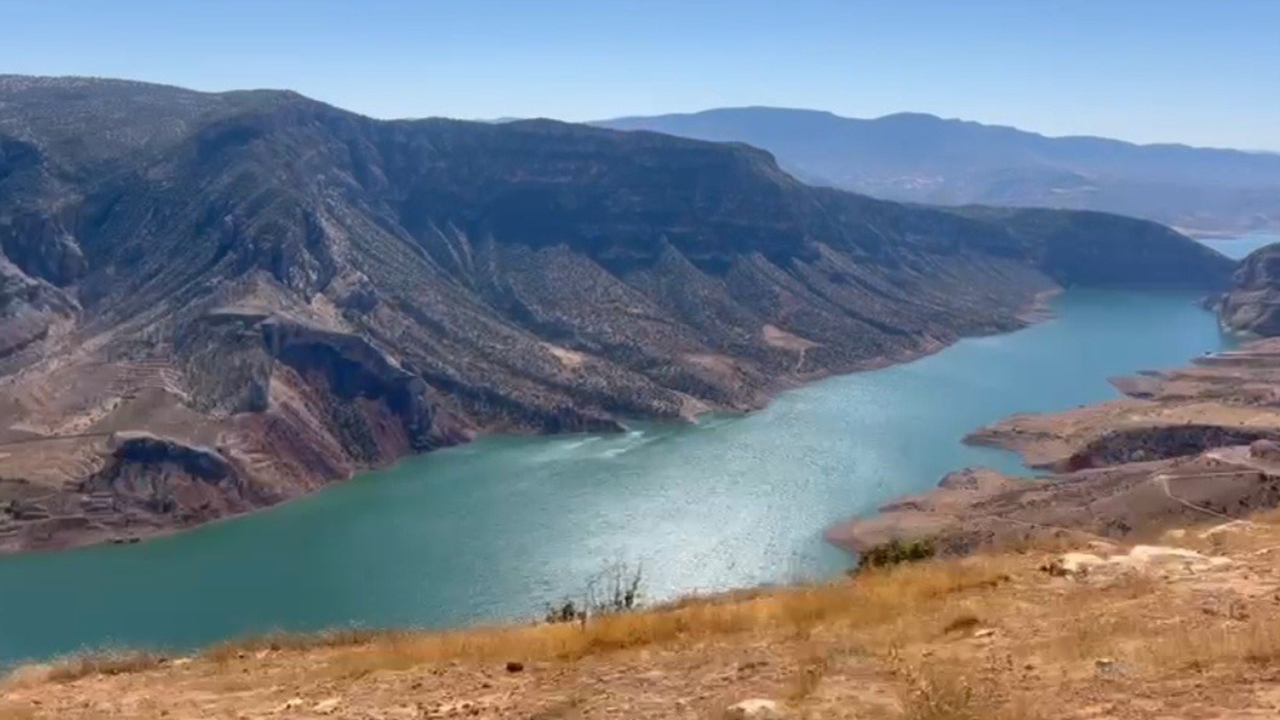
[0,75,1233,553]
[599,107,1280,236]
[6,511,1280,719]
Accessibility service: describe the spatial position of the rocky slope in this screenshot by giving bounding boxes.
[0,76,1234,553]
[1217,242,1280,335]
[599,107,1280,235]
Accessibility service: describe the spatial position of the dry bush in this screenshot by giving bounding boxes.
[45,650,165,683]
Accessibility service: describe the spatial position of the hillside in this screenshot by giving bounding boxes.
[0,76,1233,553]
[597,107,1280,235]
[4,512,1280,719]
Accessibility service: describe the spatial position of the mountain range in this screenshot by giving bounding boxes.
[0,76,1233,552]
[598,107,1280,235]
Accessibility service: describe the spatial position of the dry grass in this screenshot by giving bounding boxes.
[44,650,166,683]
[891,660,1043,720]
[1139,617,1280,674]
[202,627,390,665]
[323,556,1016,678]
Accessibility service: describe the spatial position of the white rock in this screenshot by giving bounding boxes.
[1058,552,1106,574]
[725,698,785,719]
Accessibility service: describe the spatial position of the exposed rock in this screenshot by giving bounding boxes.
[1219,243,1280,335]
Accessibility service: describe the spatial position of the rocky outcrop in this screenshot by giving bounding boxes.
[0,75,1237,552]
[1059,425,1280,471]
[1218,243,1280,335]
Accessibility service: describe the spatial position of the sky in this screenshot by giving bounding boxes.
[2,0,1279,150]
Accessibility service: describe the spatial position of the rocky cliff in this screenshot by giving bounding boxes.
[1218,243,1280,335]
[0,75,1236,552]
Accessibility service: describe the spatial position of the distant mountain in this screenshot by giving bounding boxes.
[0,76,1232,552]
[597,107,1280,235]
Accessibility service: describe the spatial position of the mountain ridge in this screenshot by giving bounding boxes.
[0,76,1234,553]
[596,106,1280,234]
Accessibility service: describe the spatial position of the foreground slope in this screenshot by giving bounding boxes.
[598,107,1280,235]
[5,514,1280,719]
[0,76,1232,552]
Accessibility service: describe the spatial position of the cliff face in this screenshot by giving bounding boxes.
[0,76,1236,552]
[1219,243,1280,335]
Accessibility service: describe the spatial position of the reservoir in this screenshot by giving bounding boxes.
[0,288,1234,666]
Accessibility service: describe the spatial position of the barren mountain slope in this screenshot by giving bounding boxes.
[0,76,1234,552]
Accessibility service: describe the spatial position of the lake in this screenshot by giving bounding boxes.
[0,288,1234,666]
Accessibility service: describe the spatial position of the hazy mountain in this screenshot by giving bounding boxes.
[0,76,1232,551]
[598,107,1280,235]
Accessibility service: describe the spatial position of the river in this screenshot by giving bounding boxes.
[0,286,1238,667]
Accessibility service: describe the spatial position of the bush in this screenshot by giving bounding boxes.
[856,538,936,573]
[544,562,643,624]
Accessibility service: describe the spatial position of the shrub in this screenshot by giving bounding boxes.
[856,538,936,573]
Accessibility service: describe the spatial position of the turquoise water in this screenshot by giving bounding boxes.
[0,289,1232,666]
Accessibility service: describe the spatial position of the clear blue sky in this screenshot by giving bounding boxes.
[3,0,1278,150]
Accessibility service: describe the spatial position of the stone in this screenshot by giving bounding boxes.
[724,698,785,719]
[506,661,524,673]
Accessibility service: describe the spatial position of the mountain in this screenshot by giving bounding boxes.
[597,107,1280,235]
[0,76,1233,552]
